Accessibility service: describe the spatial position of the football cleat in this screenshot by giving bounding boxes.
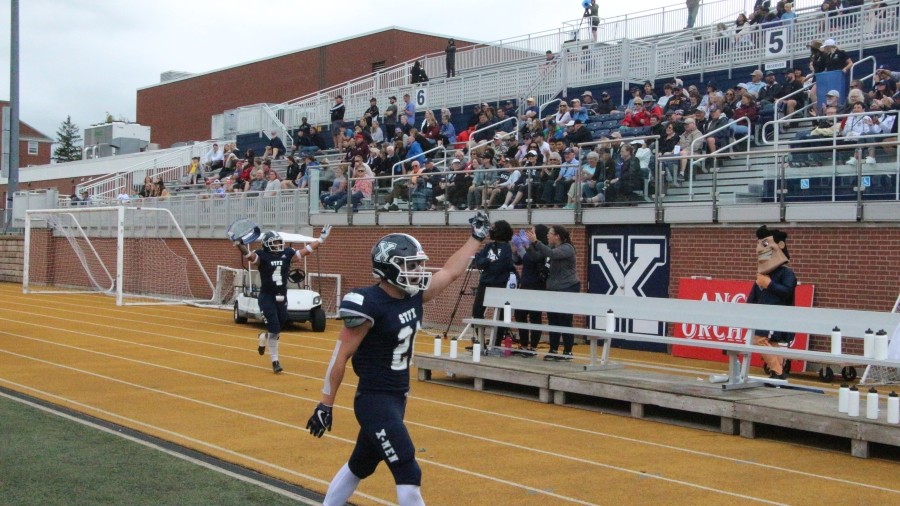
[272,361,283,374]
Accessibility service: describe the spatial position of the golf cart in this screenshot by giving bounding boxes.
[232,231,328,332]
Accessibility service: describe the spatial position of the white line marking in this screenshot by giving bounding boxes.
[0,390,322,505]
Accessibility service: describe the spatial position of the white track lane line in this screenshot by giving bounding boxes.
[0,354,600,506]
[0,328,838,504]
[2,289,754,378]
[0,390,322,506]
[0,296,831,387]
[2,315,897,495]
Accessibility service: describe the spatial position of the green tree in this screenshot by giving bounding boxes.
[53,116,83,163]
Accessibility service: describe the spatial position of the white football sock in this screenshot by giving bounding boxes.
[396,484,425,505]
[322,463,360,506]
[267,333,279,362]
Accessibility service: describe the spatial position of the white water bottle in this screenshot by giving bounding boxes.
[830,326,842,355]
[866,388,879,420]
[606,309,615,333]
[848,386,860,417]
[874,329,888,360]
[838,383,850,413]
[472,342,482,362]
[434,337,442,357]
[863,328,875,358]
[887,392,899,424]
[503,302,512,324]
[449,339,458,359]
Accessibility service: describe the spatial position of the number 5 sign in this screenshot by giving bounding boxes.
[415,88,428,108]
[765,28,786,59]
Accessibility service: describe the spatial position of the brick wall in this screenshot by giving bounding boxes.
[136,30,473,148]
[0,235,24,283]
[5,224,899,352]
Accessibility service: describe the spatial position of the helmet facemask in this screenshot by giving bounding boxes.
[389,256,432,296]
[262,232,284,253]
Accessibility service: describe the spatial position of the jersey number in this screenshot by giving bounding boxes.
[391,323,419,371]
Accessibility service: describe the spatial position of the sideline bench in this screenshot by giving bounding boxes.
[414,288,900,457]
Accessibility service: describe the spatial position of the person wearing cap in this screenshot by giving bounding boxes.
[569,98,589,123]
[821,38,853,73]
[699,82,722,111]
[876,66,900,83]
[580,90,600,115]
[444,158,470,210]
[622,97,652,127]
[445,38,456,78]
[643,96,664,120]
[382,96,398,142]
[330,95,346,149]
[675,117,703,182]
[703,105,732,159]
[744,70,764,99]
[663,89,685,116]
[500,149,541,209]
[874,78,897,99]
[565,119,592,145]
[467,149,500,209]
[731,92,758,143]
[596,91,615,115]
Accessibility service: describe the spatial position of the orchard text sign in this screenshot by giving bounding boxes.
[671,278,814,370]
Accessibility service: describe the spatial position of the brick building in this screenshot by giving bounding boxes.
[0,100,54,167]
[136,28,472,148]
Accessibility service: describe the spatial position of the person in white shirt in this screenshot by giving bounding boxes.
[203,143,224,171]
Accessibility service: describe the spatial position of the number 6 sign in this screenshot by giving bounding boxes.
[415,88,428,108]
[765,28,786,58]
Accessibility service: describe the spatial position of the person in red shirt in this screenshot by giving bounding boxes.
[621,97,652,127]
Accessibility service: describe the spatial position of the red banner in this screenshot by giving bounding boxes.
[671,278,815,370]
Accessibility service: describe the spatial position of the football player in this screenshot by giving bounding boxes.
[307,212,490,506]
[233,225,331,373]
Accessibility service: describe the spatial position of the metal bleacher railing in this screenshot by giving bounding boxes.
[214,0,898,142]
[76,141,218,201]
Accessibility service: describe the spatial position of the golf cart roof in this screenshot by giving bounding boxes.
[277,232,318,244]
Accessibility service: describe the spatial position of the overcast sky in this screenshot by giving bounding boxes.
[0,0,677,142]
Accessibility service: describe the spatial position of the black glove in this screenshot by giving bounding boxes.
[306,402,333,438]
[468,211,491,241]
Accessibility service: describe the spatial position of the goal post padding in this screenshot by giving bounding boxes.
[24,206,214,306]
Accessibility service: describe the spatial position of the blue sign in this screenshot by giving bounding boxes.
[862,176,871,188]
[586,224,671,352]
[800,179,810,190]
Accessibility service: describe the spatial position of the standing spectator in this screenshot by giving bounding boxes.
[267,131,286,160]
[513,224,549,354]
[445,39,457,78]
[587,0,600,42]
[330,95,346,149]
[472,220,516,346]
[686,0,702,29]
[383,96,398,142]
[363,97,379,128]
[526,225,579,361]
[822,39,853,73]
[403,93,416,124]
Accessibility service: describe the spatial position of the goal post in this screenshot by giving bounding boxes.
[24,206,215,306]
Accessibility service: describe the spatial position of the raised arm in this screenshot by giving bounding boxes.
[424,212,490,303]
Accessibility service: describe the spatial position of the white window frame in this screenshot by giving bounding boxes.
[27,140,38,155]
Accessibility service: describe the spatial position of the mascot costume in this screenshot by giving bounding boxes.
[747,225,798,379]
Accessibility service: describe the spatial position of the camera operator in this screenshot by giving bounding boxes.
[583,0,600,43]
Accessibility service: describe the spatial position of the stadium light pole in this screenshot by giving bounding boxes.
[4,0,20,232]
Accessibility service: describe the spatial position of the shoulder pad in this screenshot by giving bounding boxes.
[339,309,368,328]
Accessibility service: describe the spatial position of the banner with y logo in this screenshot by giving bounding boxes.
[587,224,670,352]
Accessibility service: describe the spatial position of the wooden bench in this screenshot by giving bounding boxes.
[414,287,900,457]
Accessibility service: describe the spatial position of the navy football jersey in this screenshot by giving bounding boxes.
[255,247,296,295]
[340,284,423,393]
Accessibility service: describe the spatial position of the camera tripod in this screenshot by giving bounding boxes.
[442,258,477,341]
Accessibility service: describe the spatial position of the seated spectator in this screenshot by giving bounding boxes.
[564,119,592,145]
[604,143,644,202]
[154,179,170,199]
[569,99,589,123]
[440,115,457,146]
[657,83,675,111]
[704,105,732,156]
[595,91,616,115]
[842,88,866,114]
[581,91,600,115]
[775,69,805,116]
[444,158,472,211]
[621,97,652,127]
[264,170,282,196]
[267,131,286,159]
[544,147,579,207]
[842,101,878,165]
[244,169,267,194]
[139,176,154,198]
[486,158,521,208]
[554,102,573,127]
[281,156,303,190]
[320,165,347,209]
[677,117,703,183]
[731,92,759,142]
[334,158,374,212]
[733,13,753,47]
[536,151,562,207]
[369,120,384,145]
[203,143,224,172]
[500,150,541,209]
[468,150,499,209]
[790,106,840,163]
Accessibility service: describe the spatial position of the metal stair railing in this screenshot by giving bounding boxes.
[76,141,218,200]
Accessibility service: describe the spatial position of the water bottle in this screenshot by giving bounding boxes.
[606,309,615,333]
[848,386,860,417]
[874,329,888,360]
[866,388,879,420]
[830,326,842,355]
[433,337,442,357]
[472,342,482,363]
[838,383,849,413]
[449,339,458,359]
[503,335,512,357]
[887,392,899,424]
[863,328,875,358]
[503,302,512,324]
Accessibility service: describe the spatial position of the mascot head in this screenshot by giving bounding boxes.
[756,225,790,274]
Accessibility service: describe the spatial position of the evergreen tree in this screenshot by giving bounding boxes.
[53,116,82,163]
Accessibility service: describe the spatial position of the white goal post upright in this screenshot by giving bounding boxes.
[24,206,214,306]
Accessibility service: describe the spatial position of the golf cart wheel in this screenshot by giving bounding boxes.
[311,307,327,332]
[841,366,858,381]
[233,301,248,324]
[818,366,835,383]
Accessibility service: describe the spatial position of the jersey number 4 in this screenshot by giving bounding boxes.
[391,323,419,371]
